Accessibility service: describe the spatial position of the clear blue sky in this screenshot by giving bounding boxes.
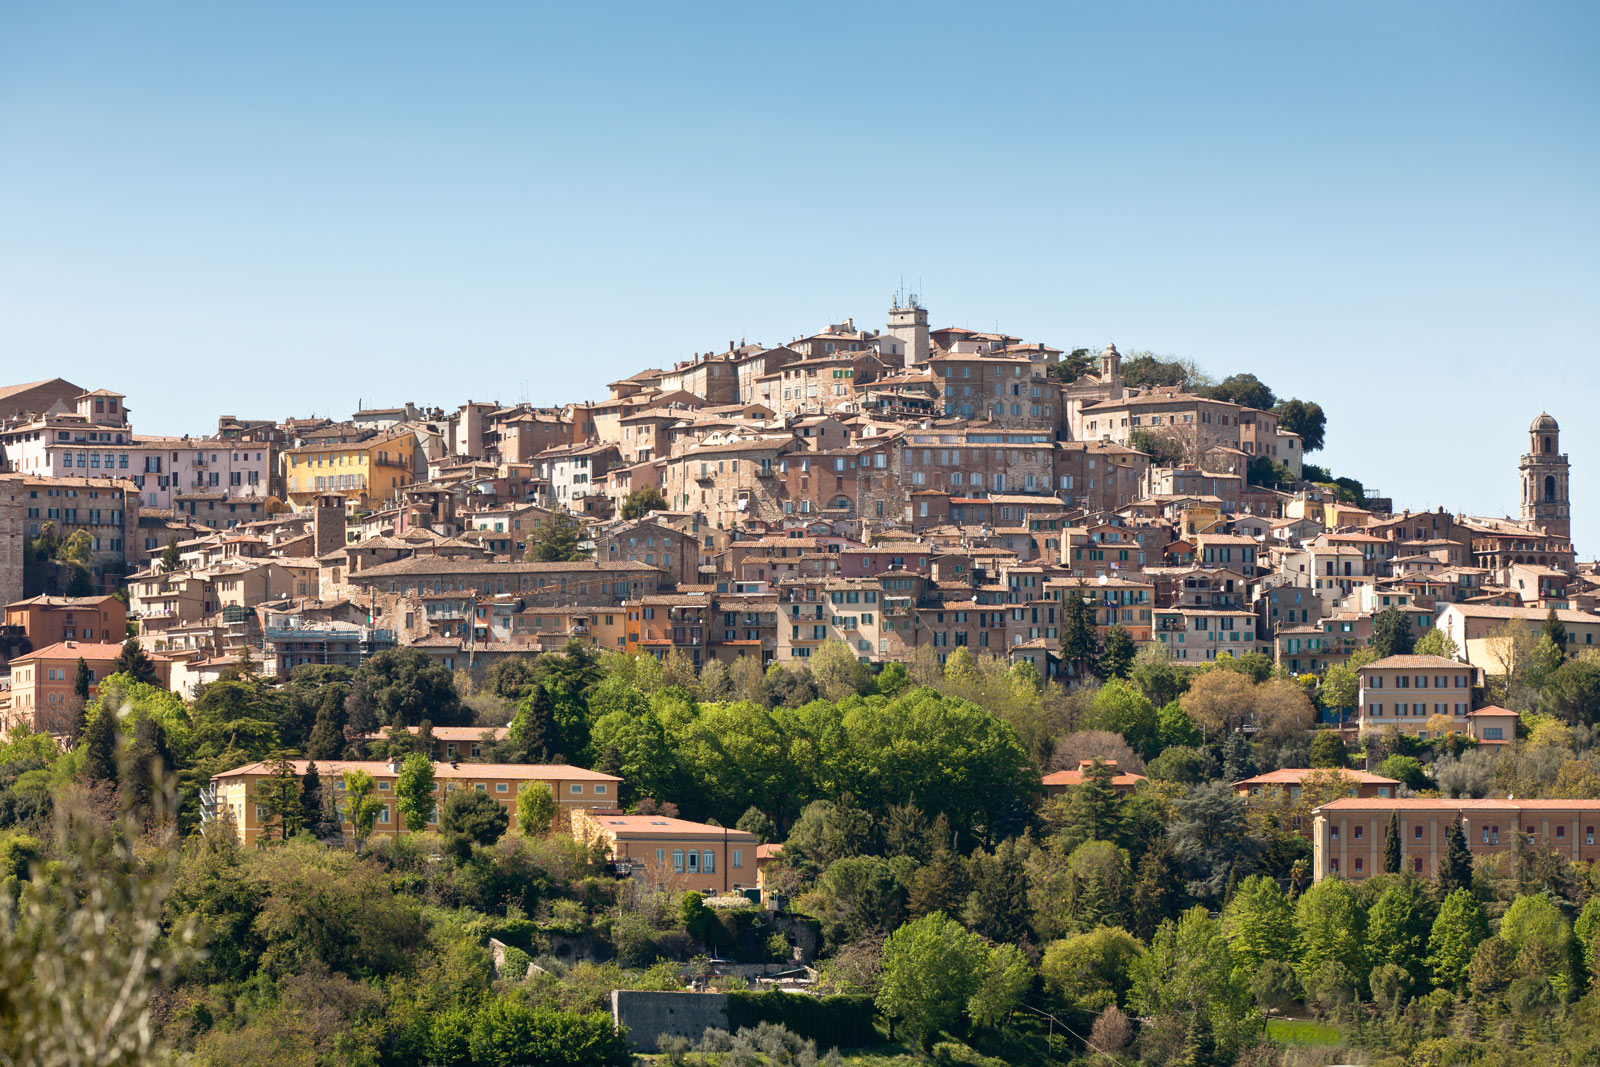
[2,3,1595,549]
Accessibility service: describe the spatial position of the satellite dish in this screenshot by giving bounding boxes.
[1098,574,1108,585]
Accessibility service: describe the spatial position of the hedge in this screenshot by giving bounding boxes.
[723,991,877,1048]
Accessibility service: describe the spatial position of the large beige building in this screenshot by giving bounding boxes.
[572,810,760,894]
[209,759,621,845]
[1313,798,1600,881]
[1356,654,1477,738]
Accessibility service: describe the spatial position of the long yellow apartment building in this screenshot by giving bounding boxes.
[209,759,621,845]
[283,430,416,509]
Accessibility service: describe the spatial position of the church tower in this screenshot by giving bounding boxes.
[1520,412,1571,539]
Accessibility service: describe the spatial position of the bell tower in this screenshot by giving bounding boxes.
[1520,412,1570,539]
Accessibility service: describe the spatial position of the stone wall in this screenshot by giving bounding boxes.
[610,990,728,1053]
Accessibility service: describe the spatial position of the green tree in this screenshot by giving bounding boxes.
[1060,587,1099,681]
[1220,731,1256,782]
[305,686,349,761]
[1098,625,1136,680]
[466,1003,629,1067]
[1222,874,1296,972]
[1308,730,1347,768]
[1371,607,1415,659]
[255,756,305,841]
[1041,925,1144,1012]
[1048,759,1124,854]
[72,657,92,703]
[1247,455,1295,489]
[735,805,777,843]
[619,486,667,520]
[159,534,181,572]
[1201,372,1276,411]
[524,509,588,562]
[1130,907,1262,1064]
[968,942,1032,1030]
[1426,888,1490,992]
[1414,629,1459,659]
[1500,893,1577,996]
[1129,839,1184,942]
[347,648,465,731]
[1542,608,1569,659]
[509,685,557,762]
[876,911,988,1050]
[340,769,385,848]
[439,788,510,859]
[1271,398,1326,452]
[1128,429,1187,467]
[1293,877,1368,991]
[81,705,119,785]
[1170,781,1254,905]
[1439,817,1473,894]
[110,638,160,686]
[1384,811,1402,874]
[812,639,873,700]
[300,760,329,838]
[1367,880,1434,983]
[395,753,437,832]
[516,780,558,836]
[1085,679,1159,757]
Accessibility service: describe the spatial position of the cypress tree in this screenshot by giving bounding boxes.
[301,760,328,838]
[306,689,348,760]
[1439,816,1473,894]
[73,657,91,702]
[110,638,160,685]
[82,707,119,786]
[1384,810,1402,874]
[1060,587,1100,682]
[510,686,557,762]
[1543,607,1568,659]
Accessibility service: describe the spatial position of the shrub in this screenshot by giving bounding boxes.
[723,990,877,1048]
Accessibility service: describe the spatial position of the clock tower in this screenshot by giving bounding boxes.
[1520,412,1571,540]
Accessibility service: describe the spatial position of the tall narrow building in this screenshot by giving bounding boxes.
[1520,412,1571,540]
[885,296,929,368]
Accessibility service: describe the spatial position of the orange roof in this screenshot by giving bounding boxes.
[1234,768,1399,787]
[212,760,619,782]
[9,640,132,663]
[1315,797,1600,812]
[584,814,758,840]
[1043,768,1147,788]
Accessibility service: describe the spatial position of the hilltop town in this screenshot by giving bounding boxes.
[2,299,1598,1064]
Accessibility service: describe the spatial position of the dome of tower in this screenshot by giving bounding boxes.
[1531,412,1559,432]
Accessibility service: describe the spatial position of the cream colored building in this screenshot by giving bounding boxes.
[209,759,621,845]
[572,809,759,894]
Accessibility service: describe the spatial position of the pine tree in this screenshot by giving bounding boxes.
[300,760,328,838]
[1060,589,1100,682]
[110,638,160,685]
[306,689,348,760]
[1371,607,1415,659]
[524,510,588,562]
[257,756,304,841]
[1129,838,1184,942]
[1543,607,1568,660]
[119,716,171,821]
[1384,810,1402,874]
[509,686,556,762]
[81,707,118,786]
[1099,625,1136,679]
[1221,731,1257,781]
[1439,817,1473,893]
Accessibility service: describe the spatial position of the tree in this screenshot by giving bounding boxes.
[1293,878,1368,990]
[1438,817,1473,894]
[348,648,465,730]
[735,806,777,844]
[1099,625,1136,680]
[159,534,182,572]
[73,657,92,703]
[305,686,349,760]
[1308,731,1347,769]
[255,756,305,841]
[1371,607,1415,659]
[1541,654,1600,725]
[1221,875,1296,972]
[300,760,330,838]
[439,788,510,859]
[965,837,1033,944]
[1247,455,1295,489]
[111,638,160,686]
[1426,888,1489,992]
[876,911,988,1050]
[524,509,588,562]
[81,705,119,786]
[340,769,385,849]
[1252,677,1315,742]
[395,753,436,833]
[1181,669,1255,740]
[1271,398,1327,452]
[1129,839,1185,942]
[1131,645,1187,707]
[1170,782,1255,905]
[968,943,1032,1030]
[1041,925,1144,1012]
[1059,588,1100,681]
[516,780,557,837]
[1367,880,1434,983]
[1128,429,1187,467]
[1085,679,1159,756]
[1221,731,1256,782]
[1500,893,1577,996]
[1384,811,1402,874]
[1201,373,1276,411]
[810,640,872,701]
[1542,608,1568,659]
[1047,759,1124,854]
[509,685,557,762]
[619,486,667,520]
[1130,907,1261,1065]
[1414,629,1459,659]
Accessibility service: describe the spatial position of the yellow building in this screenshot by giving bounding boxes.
[284,430,417,509]
[572,809,760,894]
[209,759,621,845]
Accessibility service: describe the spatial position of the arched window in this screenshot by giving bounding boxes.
[1545,475,1557,502]
[1544,436,1553,453]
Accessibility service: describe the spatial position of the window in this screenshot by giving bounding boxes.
[702,850,715,873]
[732,849,743,868]
[1413,857,1424,873]
[595,784,607,795]
[1353,825,1363,840]
[1353,856,1363,873]
[570,784,582,794]
[496,783,508,793]
[687,851,699,872]
[672,849,685,872]
[1414,825,1423,839]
